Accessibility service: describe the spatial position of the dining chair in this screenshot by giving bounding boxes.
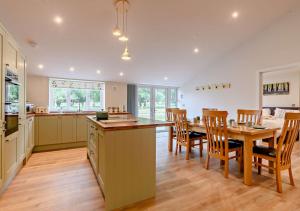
[253,112,300,193]
[166,108,179,121]
[203,110,243,178]
[235,109,262,164]
[173,109,204,160]
[237,109,262,125]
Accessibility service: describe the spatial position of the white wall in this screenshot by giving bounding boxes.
[26,75,49,106]
[105,81,127,110]
[263,70,300,107]
[180,8,300,119]
[27,75,128,110]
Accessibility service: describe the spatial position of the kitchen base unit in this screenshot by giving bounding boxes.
[87,116,171,211]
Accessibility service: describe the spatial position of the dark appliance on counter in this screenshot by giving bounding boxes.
[96,111,109,121]
[4,66,20,137]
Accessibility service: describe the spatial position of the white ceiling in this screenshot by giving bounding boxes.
[0,0,299,86]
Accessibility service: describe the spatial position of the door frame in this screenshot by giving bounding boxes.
[257,62,300,110]
[136,85,178,120]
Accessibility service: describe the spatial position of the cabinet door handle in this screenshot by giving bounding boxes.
[5,139,9,142]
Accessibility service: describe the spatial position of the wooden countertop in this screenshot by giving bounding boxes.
[87,116,173,131]
[27,112,131,117]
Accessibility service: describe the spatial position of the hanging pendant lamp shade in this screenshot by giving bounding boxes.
[112,7,121,37]
[121,46,131,61]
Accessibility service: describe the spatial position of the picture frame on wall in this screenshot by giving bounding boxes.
[263,82,289,95]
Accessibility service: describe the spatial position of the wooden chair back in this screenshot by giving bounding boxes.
[237,109,262,125]
[166,108,179,121]
[202,108,218,112]
[277,113,300,168]
[173,109,188,144]
[203,110,229,159]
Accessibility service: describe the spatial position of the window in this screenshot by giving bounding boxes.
[49,78,104,112]
[137,86,178,120]
[168,88,178,108]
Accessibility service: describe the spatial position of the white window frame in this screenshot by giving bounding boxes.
[48,78,105,112]
[136,85,178,120]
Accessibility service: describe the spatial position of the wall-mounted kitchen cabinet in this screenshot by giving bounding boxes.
[4,37,18,72]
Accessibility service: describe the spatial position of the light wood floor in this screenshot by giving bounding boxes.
[0,133,300,211]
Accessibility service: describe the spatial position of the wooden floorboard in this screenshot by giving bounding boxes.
[0,133,300,211]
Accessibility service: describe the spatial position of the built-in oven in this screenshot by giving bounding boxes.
[4,66,20,137]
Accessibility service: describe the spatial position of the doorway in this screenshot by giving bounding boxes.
[137,86,178,121]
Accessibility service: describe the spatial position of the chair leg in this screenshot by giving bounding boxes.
[275,168,283,193]
[205,155,210,170]
[253,141,257,168]
[238,149,243,173]
[186,142,190,160]
[289,167,295,186]
[179,145,182,153]
[224,158,229,178]
[257,157,262,175]
[200,139,203,157]
[175,143,178,155]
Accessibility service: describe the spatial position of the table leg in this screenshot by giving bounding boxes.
[244,136,253,186]
[268,132,276,174]
[168,126,173,152]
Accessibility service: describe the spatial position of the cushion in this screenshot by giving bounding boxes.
[189,131,206,139]
[274,108,285,118]
[253,145,276,157]
[262,108,271,117]
[228,140,242,149]
[211,140,242,149]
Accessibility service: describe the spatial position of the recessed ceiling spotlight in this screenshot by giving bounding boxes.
[164,77,168,81]
[54,16,63,24]
[119,72,124,76]
[232,11,239,19]
[69,67,75,72]
[194,48,199,54]
[38,64,44,69]
[96,70,101,74]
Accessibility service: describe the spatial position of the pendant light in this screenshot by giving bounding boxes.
[112,7,121,37]
[121,42,131,61]
[118,1,129,42]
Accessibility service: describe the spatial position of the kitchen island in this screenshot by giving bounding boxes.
[86,115,172,210]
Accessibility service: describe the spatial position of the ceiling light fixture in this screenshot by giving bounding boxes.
[116,0,129,42]
[69,67,75,72]
[119,72,124,76]
[38,64,44,69]
[96,70,101,74]
[113,0,132,60]
[121,43,131,61]
[112,7,121,37]
[194,48,199,54]
[232,11,239,19]
[54,16,63,24]
[164,77,168,81]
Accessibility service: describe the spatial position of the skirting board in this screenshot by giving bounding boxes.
[33,142,87,152]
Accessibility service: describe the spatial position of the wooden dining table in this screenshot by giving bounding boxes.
[168,122,280,186]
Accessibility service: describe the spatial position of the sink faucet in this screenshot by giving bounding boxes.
[78,102,81,112]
